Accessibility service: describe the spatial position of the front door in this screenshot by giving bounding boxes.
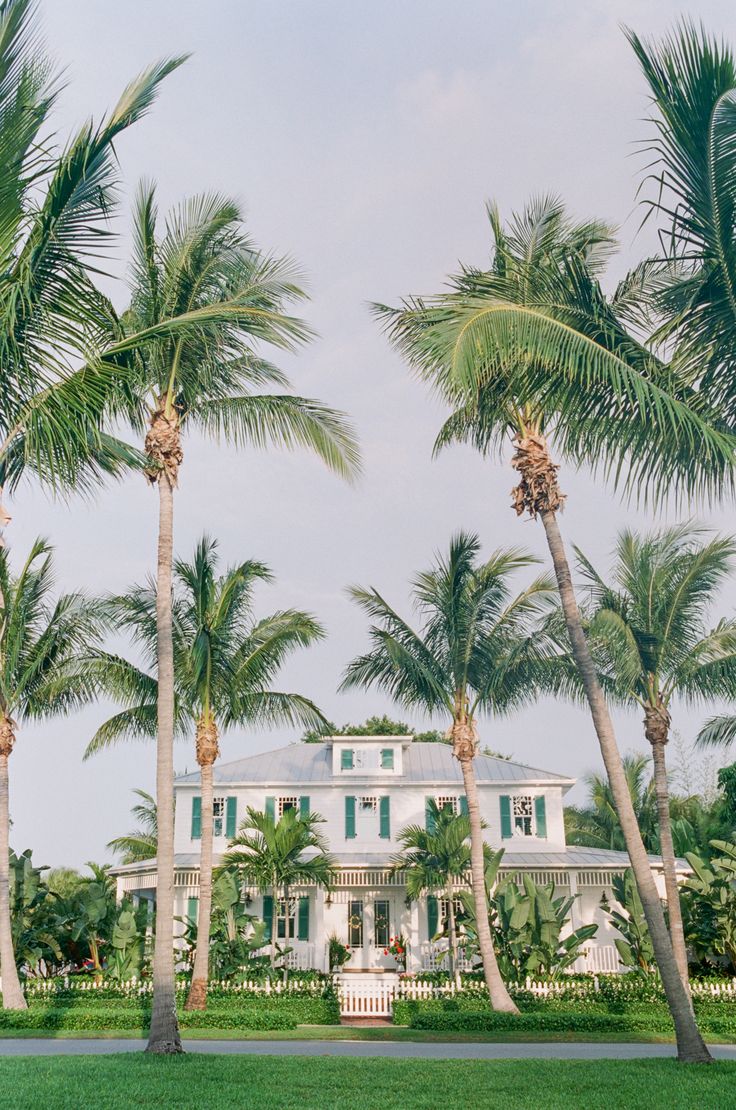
[347,899,367,969]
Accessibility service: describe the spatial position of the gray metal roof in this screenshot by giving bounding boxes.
[174,742,573,787]
[110,845,684,878]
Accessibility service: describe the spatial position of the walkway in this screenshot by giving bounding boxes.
[0,1039,734,1059]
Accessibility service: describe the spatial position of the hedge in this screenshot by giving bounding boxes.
[0,991,340,1031]
[392,998,736,1037]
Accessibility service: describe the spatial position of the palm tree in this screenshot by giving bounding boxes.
[104,189,358,1052]
[342,531,558,1014]
[221,807,336,979]
[0,0,189,541]
[565,755,658,852]
[107,790,158,865]
[82,536,326,1010]
[392,801,474,988]
[376,197,718,1061]
[625,24,736,427]
[0,540,100,1009]
[577,524,736,985]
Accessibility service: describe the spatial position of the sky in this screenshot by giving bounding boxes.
[7,0,736,868]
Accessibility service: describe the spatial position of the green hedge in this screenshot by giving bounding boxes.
[0,992,340,1031]
[392,998,736,1037]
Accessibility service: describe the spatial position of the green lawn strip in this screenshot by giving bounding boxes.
[0,1025,731,1044]
[0,1056,735,1110]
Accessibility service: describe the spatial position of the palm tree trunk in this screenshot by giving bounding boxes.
[185,760,214,1011]
[446,885,461,989]
[146,472,182,1054]
[282,884,290,985]
[538,506,709,1063]
[271,884,278,971]
[649,732,689,989]
[457,749,518,1013]
[0,747,26,1010]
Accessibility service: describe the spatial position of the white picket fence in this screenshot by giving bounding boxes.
[335,974,736,1018]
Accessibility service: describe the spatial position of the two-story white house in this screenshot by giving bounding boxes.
[112,735,680,975]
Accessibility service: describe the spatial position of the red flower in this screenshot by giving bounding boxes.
[383,949,388,955]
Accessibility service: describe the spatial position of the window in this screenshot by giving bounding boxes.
[278,796,299,817]
[380,748,394,770]
[341,748,354,770]
[435,796,458,815]
[512,795,534,837]
[277,899,296,940]
[439,897,464,922]
[213,797,225,837]
[348,900,363,947]
[359,796,377,812]
[374,899,390,947]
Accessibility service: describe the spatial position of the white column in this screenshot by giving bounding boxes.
[363,898,375,970]
[314,889,326,971]
[408,901,420,972]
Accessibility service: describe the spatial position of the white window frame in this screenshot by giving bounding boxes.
[358,796,377,812]
[213,796,225,837]
[435,795,459,815]
[512,794,534,837]
[277,898,296,940]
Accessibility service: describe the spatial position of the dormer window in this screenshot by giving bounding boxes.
[500,794,547,839]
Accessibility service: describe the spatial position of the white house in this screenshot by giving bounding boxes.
[112,735,681,975]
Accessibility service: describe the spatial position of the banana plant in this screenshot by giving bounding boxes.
[459,851,597,979]
[681,842,736,973]
[9,850,62,977]
[604,869,655,973]
[181,869,268,981]
[107,903,149,981]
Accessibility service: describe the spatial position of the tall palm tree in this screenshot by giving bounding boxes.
[0,0,190,540]
[577,524,736,985]
[376,197,719,1061]
[625,24,736,427]
[105,189,358,1052]
[82,536,326,1010]
[107,790,158,865]
[342,531,558,1014]
[391,800,475,988]
[0,540,99,1009]
[221,807,336,979]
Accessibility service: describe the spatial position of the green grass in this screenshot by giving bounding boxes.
[0,1023,731,1044]
[0,1056,734,1109]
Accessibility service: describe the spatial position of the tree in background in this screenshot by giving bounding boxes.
[342,531,559,1014]
[576,525,736,984]
[221,807,336,981]
[0,542,100,1008]
[107,791,158,865]
[392,800,473,987]
[83,536,325,1011]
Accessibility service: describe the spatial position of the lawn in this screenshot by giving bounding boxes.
[0,1055,734,1110]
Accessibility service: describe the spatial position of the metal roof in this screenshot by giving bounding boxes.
[174,742,573,787]
[109,845,684,878]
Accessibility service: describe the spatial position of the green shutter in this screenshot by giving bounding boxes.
[297,896,309,941]
[225,796,237,838]
[425,798,436,833]
[263,894,273,941]
[380,748,394,769]
[427,895,438,940]
[341,748,354,770]
[187,896,199,925]
[265,796,276,822]
[191,796,202,839]
[500,795,512,839]
[459,796,469,817]
[299,795,310,819]
[379,795,391,839]
[345,795,356,839]
[535,795,547,838]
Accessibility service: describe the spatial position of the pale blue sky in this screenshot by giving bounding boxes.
[8,0,736,866]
